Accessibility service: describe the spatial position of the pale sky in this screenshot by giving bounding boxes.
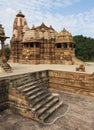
[0,0,94,44]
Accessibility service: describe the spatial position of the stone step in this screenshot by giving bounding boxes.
[0,63,11,69]
[5,70,12,73]
[17,80,40,91]
[21,84,39,93]
[28,90,47,101]
[18,76,31,81]
[2,66,9,69]
[12,74,30,81]
[39,101,63,121]
[21,80,47,93]
[17,78,48,91]
[14,77,32,87]
[15,79,35,89]
[2,67,12,72]
[3,68,11,71]
[24,87,44,97]
[0,64,5,67]
[32,96,58,112]
[1,64,11,69]
[30,92,51,106]
[36,97,59,117]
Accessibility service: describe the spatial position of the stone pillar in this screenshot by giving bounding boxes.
[67,43,70,49]
[34,43,36,63]
[1,39,6,60]
[41,29,45,62]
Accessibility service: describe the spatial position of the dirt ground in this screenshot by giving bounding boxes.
[0,90,94,130]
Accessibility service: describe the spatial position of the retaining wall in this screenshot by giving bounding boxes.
[0,78,9,111]
[49,70,94,96]
[0,69,94,112]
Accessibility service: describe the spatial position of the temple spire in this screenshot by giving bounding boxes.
[16,10,25,17]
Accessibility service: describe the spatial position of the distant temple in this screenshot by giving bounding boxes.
[10,11,76,64]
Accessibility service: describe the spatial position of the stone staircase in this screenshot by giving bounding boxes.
[9,73,68,124]
[0,60,12,73]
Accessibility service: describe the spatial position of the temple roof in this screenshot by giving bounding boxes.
[22,26,74,44]
[0,24,9,39]
[22,23,56,42]
[32,22,54,31]
[36,22,49,30]
[55,28,74,44]
[59,28,72,36]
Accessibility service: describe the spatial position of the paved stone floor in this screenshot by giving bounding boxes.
[0,63,94,78]
[0,90,94,130]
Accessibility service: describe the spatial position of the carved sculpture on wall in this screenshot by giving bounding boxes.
[76,64,85,72]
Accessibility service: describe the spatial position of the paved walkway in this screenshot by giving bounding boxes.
[0,63,94,77]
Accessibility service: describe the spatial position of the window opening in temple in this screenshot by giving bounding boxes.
[63,43,67,48]
[36,43,40,48]
[69,43,74,50]
[69,43,72,48]
[56,43,61,48]
[24,43,28,48]
[69,43,72,50]
[26,44,28,48]
[30,43,34,47]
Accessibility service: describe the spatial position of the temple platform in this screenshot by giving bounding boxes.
[0,63,94,77]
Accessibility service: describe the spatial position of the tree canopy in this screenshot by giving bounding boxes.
[73,35,94,61]
[0,44,10,61]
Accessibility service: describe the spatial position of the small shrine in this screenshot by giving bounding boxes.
[0,24,12,72]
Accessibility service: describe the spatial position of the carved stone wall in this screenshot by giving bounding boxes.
[49,70,94,96]
[0,78,9,111]
[0,70,49,112]
[9,11,76,65]
[0,70,94,115]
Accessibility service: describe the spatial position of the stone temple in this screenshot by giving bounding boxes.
[9,11,77,65]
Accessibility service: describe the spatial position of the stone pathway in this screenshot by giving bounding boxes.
[0,63,94,78]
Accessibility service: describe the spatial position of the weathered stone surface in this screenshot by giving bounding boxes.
[0,79,9,111]
[0,70,68,124]
[0,90,94,130]
[0,68,94,126]
[49,70,94,96]
[9,11,81,65]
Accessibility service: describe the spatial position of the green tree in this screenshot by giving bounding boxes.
[73,35,94,61]
[5,44,10,61]
[0,44,10,61]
